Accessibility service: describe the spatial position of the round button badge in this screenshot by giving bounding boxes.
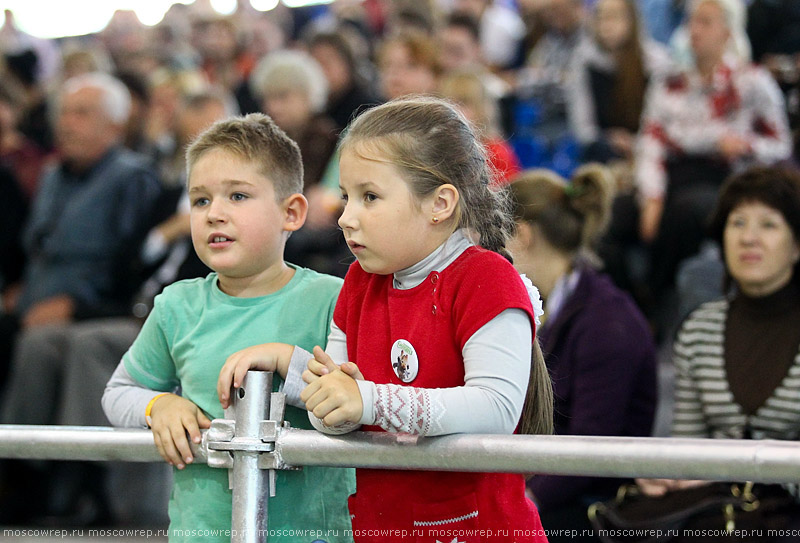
[390,339,419,383]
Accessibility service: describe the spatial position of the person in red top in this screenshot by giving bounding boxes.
[439,69,522,186]
[218,96,553,542]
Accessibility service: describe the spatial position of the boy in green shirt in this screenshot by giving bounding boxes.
[102,113,354,542]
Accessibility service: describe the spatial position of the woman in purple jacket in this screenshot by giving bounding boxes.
[508,164,658,543]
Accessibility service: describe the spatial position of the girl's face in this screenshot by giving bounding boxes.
[689,1,730,64]
[724,200,800,297]
[594,0,632,52]
[338,147,442,275]
[380,44,437,101]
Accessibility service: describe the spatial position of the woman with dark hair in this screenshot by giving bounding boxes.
[308,30,381,133]
[637,165,800,539]
[567,0,670,163]
[508,165,657,543]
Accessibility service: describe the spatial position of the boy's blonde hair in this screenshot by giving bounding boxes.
[186,112,303,200]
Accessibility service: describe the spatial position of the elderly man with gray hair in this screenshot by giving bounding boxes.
[0,71,160,524]
[250,49,336,189]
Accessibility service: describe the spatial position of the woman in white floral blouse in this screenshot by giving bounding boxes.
[634,0,792,305]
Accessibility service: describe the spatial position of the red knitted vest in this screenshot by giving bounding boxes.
[334,247,547,542]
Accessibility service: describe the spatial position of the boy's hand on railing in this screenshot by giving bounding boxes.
[218,343,296,408]
[303,346,364,384]
[301,356,363,427]
[149,394,211,469]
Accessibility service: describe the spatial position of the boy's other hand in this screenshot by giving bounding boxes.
[149,394,211,469]
[302,346,338,384]
[218,343,295,408]
[300,368,363,427]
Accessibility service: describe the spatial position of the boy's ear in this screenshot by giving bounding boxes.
[430,184,459,222]
[282,193,308,232]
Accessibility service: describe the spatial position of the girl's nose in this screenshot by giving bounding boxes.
[338,203,356,230]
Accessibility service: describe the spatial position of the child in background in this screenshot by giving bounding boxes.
[218,97,552,541]
[439,69,522,186]
[102,113,354,542]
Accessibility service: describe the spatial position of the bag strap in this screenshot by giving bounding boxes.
[588,484,757,543]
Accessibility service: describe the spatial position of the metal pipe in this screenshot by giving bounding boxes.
[3,425,800,484]
[229,371,271,543]
[277,430,800,484]
[0,425,167,462]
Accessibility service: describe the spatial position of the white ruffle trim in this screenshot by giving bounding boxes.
[520,273,544,327]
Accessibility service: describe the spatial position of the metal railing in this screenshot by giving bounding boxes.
[1,371,800,541]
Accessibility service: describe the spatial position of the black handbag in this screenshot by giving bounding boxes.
[587,482,799,543]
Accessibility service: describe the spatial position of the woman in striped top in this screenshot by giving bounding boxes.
[638,165,800,501]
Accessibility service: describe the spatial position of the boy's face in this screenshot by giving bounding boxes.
[188,149,290,292]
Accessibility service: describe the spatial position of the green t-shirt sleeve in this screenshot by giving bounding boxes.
[122,295,179,391]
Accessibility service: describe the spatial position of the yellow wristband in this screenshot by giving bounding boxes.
[145,393,171,427]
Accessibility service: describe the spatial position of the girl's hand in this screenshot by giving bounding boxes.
[301,367,363,427]
[303,346,364,384]
[148,394,211,469]
[217,343,295,408]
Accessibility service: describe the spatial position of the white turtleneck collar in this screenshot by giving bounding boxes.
[392,229,474,290]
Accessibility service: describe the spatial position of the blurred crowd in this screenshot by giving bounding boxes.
[0,0,799,534]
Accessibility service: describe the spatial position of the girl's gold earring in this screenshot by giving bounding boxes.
[432,216,439,223]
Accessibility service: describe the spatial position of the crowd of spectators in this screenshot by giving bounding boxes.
[0,0,798,533]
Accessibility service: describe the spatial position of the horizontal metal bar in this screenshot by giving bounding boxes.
[277,429,800,484]
[2,425,800,484]
[0,425,202,463]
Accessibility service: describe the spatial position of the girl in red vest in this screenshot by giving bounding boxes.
[219,96,553,542]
